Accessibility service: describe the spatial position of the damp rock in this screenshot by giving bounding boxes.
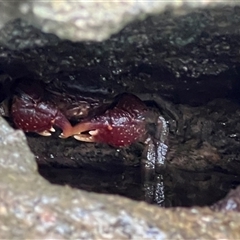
[0,4,240,105]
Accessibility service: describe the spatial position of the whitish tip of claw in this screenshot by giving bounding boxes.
[37,130,52,136]
[59,133,64,138]
[59,132,69,138]
[73,134,94,143]
[89,129,99,136]
[49,127,55,132]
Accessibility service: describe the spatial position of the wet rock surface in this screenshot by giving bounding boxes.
[38,165,240,208]
[29,137,142,171]
[168,99,240,173]
[1,117,240,238]
[0,5,240,105]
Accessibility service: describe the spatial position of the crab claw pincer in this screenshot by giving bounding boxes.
[11,81,72,137]
[65,93,149,147]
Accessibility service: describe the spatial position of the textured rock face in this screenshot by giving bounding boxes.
[1,4,240,105]
[0,0,230,42]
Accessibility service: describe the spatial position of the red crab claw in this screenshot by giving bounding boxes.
[11,81,73,137]
[63,93,149,147]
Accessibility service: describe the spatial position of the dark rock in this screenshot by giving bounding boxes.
[1,6,240,105]
[167,99,240,174]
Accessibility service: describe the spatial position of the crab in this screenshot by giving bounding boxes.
[1,79,169,174]
[0,78,172,205]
